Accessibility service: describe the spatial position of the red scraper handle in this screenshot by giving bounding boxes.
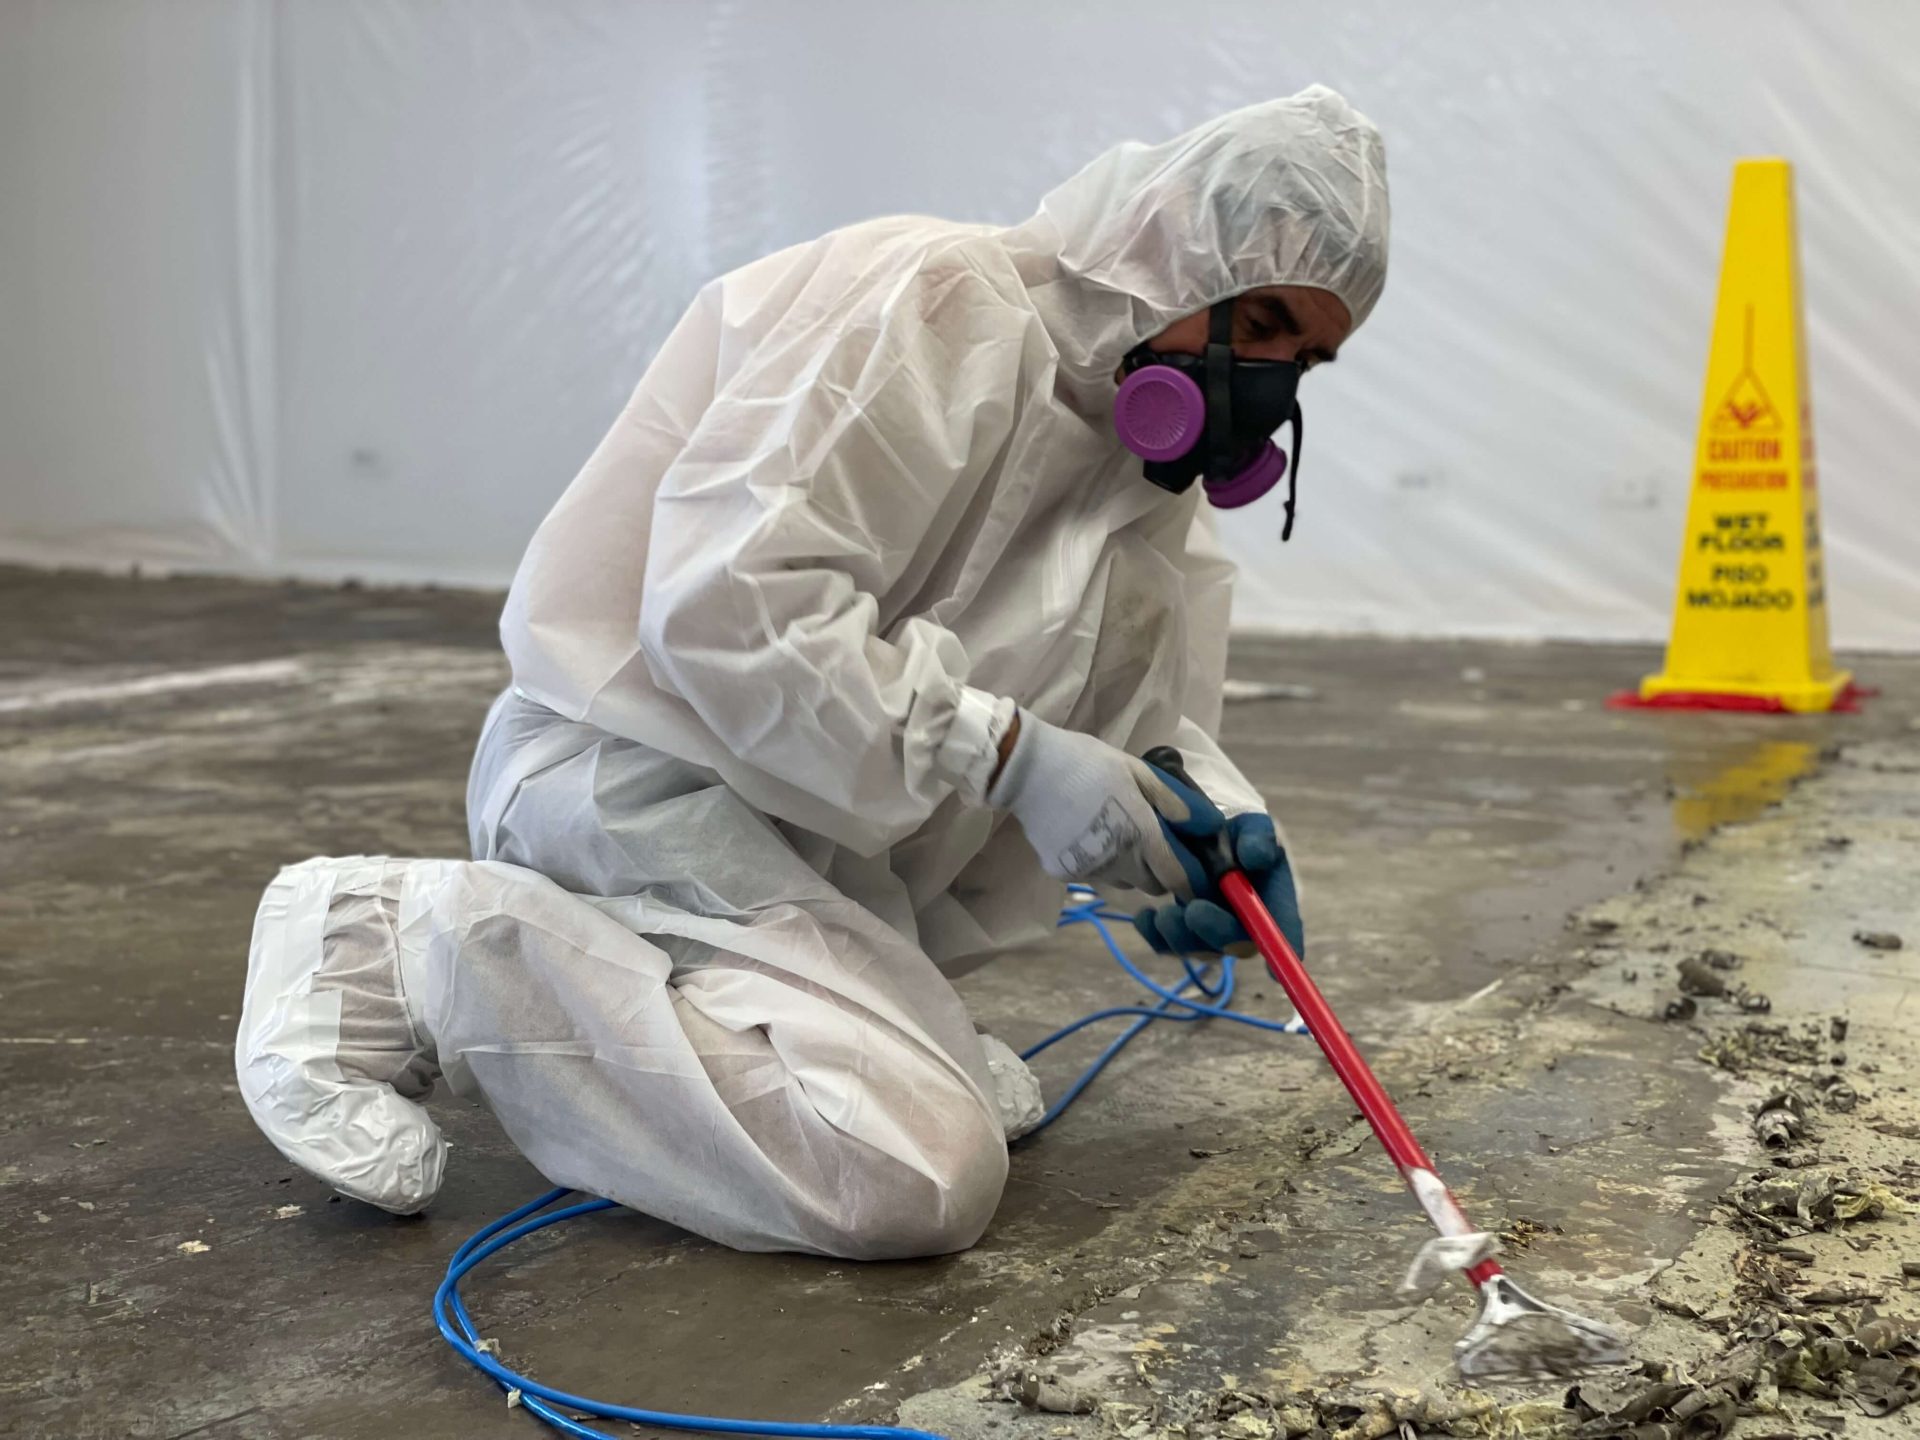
[1218,868,1501,1290]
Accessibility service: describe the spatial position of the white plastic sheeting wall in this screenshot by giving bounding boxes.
[4,1,1917,645]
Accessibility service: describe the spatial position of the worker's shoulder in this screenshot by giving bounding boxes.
[826,216,1030,304]
[712,218,1036,355]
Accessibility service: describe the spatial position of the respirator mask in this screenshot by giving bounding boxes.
[1114,299,1304,537]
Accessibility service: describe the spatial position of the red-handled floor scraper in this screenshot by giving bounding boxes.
[1144,747,1630,1384]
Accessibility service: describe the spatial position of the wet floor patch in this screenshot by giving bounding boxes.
[3,566,1917,1438]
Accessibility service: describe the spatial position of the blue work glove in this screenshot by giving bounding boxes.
[1132,812,1305,959]
[1143,763,1230,899]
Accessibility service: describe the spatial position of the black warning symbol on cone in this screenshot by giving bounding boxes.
[1710,305,1784,433]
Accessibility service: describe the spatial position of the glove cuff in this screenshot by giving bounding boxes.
[931,685,1017,807]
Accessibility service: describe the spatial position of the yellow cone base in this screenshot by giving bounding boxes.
[1616,670,1859,714]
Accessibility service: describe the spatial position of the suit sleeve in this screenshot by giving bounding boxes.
[635,265,1041,846]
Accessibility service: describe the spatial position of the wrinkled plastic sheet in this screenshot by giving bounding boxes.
[3,1,1916,647]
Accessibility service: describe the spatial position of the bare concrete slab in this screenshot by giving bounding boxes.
[2,565,1915,1439]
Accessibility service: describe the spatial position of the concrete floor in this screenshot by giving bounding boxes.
[2,565,1916,1439]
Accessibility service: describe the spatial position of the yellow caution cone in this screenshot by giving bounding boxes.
[1614,159,1862,714]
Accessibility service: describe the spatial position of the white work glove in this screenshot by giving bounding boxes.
[987,713,1222,899]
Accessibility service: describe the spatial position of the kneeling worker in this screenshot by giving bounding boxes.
[236,86,1389,1260]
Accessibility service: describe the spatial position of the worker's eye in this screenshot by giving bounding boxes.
[1239,296,1300,346]
[1241,310,1282,343]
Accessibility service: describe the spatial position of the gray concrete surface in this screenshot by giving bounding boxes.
[2,565,1915,1438]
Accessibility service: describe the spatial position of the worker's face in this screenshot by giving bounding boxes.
[1144,285,1352,371]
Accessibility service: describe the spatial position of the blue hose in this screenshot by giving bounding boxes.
[1018,890,1307,1135]
[435,885,1307,1439]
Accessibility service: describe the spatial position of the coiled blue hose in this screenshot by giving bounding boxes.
[435,885,1306,1439]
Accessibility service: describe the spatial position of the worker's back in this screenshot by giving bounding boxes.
[497,207,1188,858]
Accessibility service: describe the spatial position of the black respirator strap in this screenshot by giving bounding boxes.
[1280,400,1302,542]
[1203,300,1235,477]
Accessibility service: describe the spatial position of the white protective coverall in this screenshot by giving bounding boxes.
[235,86,1389,1260]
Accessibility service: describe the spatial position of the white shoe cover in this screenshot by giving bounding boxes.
[235,856,446,1214]
[980,1033,1046,1140]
